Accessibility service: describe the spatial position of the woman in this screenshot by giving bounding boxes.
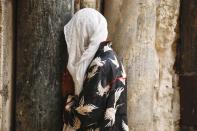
[62,8,128,131]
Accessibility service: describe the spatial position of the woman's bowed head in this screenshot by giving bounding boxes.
[62,8,128,131]
[63,8,108,96]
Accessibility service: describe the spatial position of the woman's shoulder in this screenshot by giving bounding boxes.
[92,41,122,71]
[97,41,117,60]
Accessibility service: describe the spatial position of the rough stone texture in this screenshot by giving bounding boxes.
[181,126,197,131]
[0,0,14,131]
[104,0,180,130]
[15,1,72,131]
[104,0,123,40]
[154,0,180,131]
[180,76,197,125]
[180,0,197,73]
[81,0,97,9]
[74,0,81,12]
[180,0,197,130]
[75,0,104,13]
[105,0,157,130]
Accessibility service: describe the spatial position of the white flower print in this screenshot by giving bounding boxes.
[119,63,126,85]
[66,95,74,103]
[119,78,126,85]
[87,57,106,79]
[104,44,112,52]
[121,63,126,78]
[76,96,98,115]
[63,123,75,131]
[63,43,128,130]
[122,120,129,131]
[114,87,124,107]
[104,87,124,127]
[73,117,81,130]
[79,96,85,105]
[87,66,99,79]
[109,55,119,68]
[96,81,110,97]
[90,57,106,67]
[86,122,97,127]
[104,107,116,127]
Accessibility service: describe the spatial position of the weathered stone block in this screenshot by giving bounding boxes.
[15,0,72,131]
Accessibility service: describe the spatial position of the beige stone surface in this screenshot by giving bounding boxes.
[154,0,180,131]
[104,0,180,130]
[0,0,14,130]
[75,0,102,12]
[104,0,123,40]
[0,0,180,130]
[105,0,157,130]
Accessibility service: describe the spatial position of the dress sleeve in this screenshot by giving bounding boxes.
[99,61,129,131]
[62,94,80,129]
[63,55,128,131]
[62,59,111,130]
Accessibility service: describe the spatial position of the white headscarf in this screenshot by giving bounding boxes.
[64,8,108,95]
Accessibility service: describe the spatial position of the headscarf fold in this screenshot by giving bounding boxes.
[64,8,108,95]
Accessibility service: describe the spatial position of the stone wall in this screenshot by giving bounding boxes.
[74,0,104,12]
[15,0,73,130]
[0,0,14,130]
[180,0,197,130]
[105,0,157,130]
[104,0,180,130]
[154,0,180,131]
[0,0,182,130]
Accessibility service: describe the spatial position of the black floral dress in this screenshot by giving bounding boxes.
[63,41,128,131]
